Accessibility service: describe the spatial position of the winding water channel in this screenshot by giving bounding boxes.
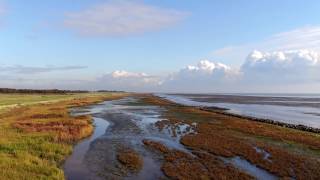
[63,96,277,180]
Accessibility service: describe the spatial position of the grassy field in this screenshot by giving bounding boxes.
[0,94,74,113]
[0,92,126,180]
[0,93,121,111]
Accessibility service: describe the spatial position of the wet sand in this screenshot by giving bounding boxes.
[159,93,320,129]
[64,97,192,179]
[63,95,320,180]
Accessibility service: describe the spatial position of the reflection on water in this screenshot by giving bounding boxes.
[64,97,278,180]
[224,157,277,180]
[64,97,196,180]
[158,94,320,128]
[64,115,110,179]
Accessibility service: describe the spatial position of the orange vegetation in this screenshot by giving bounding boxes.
[141,95,320,179]
[117,148,143,172]
[139,95,174,106]
[181,122,320,179]
[2,94,126,142]
[142,139,170,153]
[143,139,253,180]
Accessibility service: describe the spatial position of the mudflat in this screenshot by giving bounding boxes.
[1,93,319,179]
[64,94,320,180]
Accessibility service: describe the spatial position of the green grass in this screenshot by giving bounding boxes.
[0,94,74,113]
[0,92,126,180]
[0,116,71,179]
[0,92,122,111]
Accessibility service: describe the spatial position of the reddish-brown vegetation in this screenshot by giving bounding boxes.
[2,94,126,142]
[220,115,320,149]
[181,122,320,178]
[143,139,253,180]
[141,95,320,179]
[117,148,143,172]
[139,95,175,106]
[142,139,170,153]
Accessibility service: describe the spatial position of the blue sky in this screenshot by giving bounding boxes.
[1,0,320,92]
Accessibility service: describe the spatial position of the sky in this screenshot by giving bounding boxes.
[1,0,320,93]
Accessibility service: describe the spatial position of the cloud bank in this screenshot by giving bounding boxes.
[242,50,320,83]
[160,60,239,92]
[90,70,161,92]
[211,26,320,66]
[63,1,187,37]
[2,49,320,93]
[94,50,320,93]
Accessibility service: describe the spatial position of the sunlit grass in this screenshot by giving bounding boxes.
[0,92,127,179]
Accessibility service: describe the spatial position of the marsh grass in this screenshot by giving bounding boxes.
[0,93,126,180]
[117,148,143,173]
[142,95,320,179]
[143,139,253,180]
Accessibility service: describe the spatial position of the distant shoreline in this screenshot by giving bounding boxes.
[156,95,320,134]
[198,106,320,134]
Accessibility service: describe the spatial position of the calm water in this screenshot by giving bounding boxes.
[157,93,320,128]
[63,97,276,179]
[64,97,195,180]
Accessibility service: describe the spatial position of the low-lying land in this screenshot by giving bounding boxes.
[0,92,127,179]
[139,95,320,179]
[1,93,320,179]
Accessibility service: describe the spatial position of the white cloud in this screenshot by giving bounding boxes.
[269,26,320,50]
[160,60,239,92]
[241,49,320,83]
[63,1,187,37]
[160,50,320,92]
[171,60,235,79]
[92,70,161,92]
[211,26,320,66]
[2,52,320,93]
[111,70,147,78]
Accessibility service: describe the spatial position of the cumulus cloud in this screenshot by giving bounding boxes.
[63,1,187,37]
[241,49,320,83]
[159,50,320,92]
[169,60,235,80]
[0,65,87,74]
[160,60,239,92]
[92,70,161,92]
[111,70,148,78]
[211,26,320,65]
[2,50,320,93]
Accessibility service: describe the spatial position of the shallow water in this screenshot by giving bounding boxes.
[225,157,277,180]
[64,97,196,180]
[158,93,320,128]
[64,96,278,179]
[64,108,110,179]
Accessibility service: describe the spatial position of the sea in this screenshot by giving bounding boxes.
[156,93,320,129]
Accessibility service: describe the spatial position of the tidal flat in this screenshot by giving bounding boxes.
[0,93,319,179]
[64,94,320,179]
